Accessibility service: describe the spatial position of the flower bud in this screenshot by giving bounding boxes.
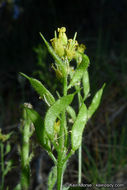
[75,44,86,64]
[65,39,78,60]
[77,44,86,53]
[58,27,68,45]
[51,38,65,57]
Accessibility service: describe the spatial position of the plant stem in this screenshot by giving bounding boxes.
[57,76,67,190]
[78,144,82,184]
[21,109,31,190]
[77,90,82,184]
[57,111,65,190]
[63,149,74,164]
[48,151,57,165]
[0,142,4,190]
[57,156,64,190]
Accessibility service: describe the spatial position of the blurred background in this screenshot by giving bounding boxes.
[0,0,127,189]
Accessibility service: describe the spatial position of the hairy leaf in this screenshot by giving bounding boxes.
[45,94,75,140]
[25,107,51,151]
[82,69,90,100]
[88,83,105,120]
[47,166,57,190]
[66,106,76,123]
[20,73,55,106]
[71,103,87,151]
[68,54,90,89]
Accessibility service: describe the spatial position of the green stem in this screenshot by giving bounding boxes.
[57,76,67,190]
[57,112,65,190]
[63,149,74,164]
[0,143,4,190]
[77,90,82,184]
[78,144,82,184]
[57,157,64,190]
[48,151,57,165]
[21,110,31,190]
[63,76,68,147]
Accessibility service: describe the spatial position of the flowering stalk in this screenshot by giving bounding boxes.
[57,75,67,190]
[20,27,105,190]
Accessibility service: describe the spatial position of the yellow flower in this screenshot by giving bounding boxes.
[58,27,68,45]
[58,27,66,33]
[74,44,86,64]
[50,27,68,58]
[65,39,78,60]
[51,38,65,57]
[77,44,86,53]
[50,27,86,65]
[54,120,60,134]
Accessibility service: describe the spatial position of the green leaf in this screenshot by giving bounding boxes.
[71,103,88,151]
[40,33,66,76]
[66,106,76,123]
[68,54,90,89]
[45,94,75,140]
[82,69,90,100]
[20,73,55,106]
[13,184,21,190]
[48,166,57,190]
[24,107,51,151]
[88,83,105,120]
[4,160,13,176]
[5,143,11,155]
[62,187,69,190]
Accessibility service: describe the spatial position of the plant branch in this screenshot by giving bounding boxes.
[48,151,57,165]
[63,149,74,164]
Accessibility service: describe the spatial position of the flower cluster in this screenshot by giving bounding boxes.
[50,27,86,63]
